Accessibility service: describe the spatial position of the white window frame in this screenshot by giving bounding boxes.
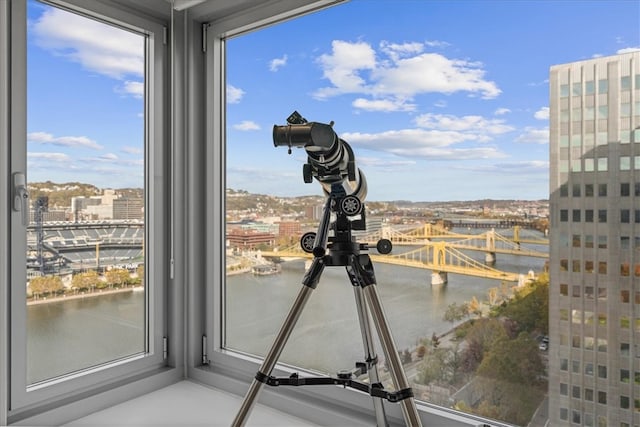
[3,0,172,422]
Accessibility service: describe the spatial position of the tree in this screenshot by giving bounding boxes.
[442,302,469,324]
[29,275,64,297]
[105,268,130,288]
[476,333,545,386]
[494,273,549,334]
[460,318,508,373]
[71,270,101,291]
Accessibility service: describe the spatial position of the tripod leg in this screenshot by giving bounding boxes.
[231,283,315,427]
[362,284,423,427]
[352,285,389,427]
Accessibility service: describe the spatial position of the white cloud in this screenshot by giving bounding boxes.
[28,131,103,150]
[314,40,376,99]
[414,113,514,137]
[32,7,143,80]
[27,152,71,162]
[534,107,549,120]
[424,40,450,48]
[233,120,261,131]
[352,97,416,112]
[269,55,288,72]
[99,153,119,161]
[516,127,549,144]
[379,41,424,62]
[227,84,245,104]
[617,47,640,54]
[122,146,143,154]
[494,108,511,115]
[120,80,144,98]
[313,39,501,110]
[342,128,507,160]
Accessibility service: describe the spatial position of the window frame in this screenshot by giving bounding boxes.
[4,0,171,420]
[198,3,514,427]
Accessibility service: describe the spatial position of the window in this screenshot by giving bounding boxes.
[621,369,630,383]
[598,183,607,196]
[560,383,568,396]
[572,385,580,398]
[573,82,582,96]
[598,210,607,223]
[598,391,607,404]
[621,209,630,223]
[620,156,631,170]
[585,209,594,222]
[621,183,630,196]
[573,209,581,222]
[621,75,631,90]
[560,283,569,295]
[572,183,581,197]
[8,0,168,414]
[620,395,630,409]
[598,157,608,171]
[598,79,608,93]
[585,183,594,196]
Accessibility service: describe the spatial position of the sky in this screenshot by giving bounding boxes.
[25,0,640,201]
[226,0,640,202]
[26,0,145,190]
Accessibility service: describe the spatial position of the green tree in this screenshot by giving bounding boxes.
[460,318,508,373]
[442,302,469,324]
[494,273,549,334]
[476,332,545,386]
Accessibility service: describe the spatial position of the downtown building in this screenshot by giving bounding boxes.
[549,51,640,426]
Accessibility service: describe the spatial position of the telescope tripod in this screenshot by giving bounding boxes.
[231,191,423,427]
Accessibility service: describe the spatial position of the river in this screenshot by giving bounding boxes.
[226,229,547,374]
[27,228,547,384]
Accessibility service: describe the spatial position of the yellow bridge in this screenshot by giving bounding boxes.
[261,224,548,285]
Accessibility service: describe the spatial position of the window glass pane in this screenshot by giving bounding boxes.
[223,4,551,426]
[26,1,146,384]
[620,156,631,170]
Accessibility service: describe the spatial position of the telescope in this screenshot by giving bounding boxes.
[273,111,367,202]
[232,111,421,427]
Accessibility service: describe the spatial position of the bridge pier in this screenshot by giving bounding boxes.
[431,271,448,285]
[485,252,496,265]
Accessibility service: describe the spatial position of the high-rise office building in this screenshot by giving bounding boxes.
[549,51,640,426]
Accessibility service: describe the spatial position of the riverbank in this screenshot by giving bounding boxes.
[27,286,142,306]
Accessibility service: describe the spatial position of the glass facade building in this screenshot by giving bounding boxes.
[549,51,640,426]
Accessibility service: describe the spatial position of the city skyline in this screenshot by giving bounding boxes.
[25,0,640,201]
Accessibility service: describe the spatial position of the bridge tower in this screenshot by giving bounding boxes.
[485,229,496,265]
[431,241,448,285]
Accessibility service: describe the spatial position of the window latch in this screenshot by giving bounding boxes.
[13,172,29,226]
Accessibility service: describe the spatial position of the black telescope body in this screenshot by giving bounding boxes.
[273,113,367,201]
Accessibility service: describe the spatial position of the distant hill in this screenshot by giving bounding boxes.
[28,181,142,209]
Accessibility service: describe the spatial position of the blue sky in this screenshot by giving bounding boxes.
[226,0,640,201]
[26,0,640,201]
[27,0,145,190]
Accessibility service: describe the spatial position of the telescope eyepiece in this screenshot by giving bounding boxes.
[272,122,337,151]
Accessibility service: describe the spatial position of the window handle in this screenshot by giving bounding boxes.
[13,172,29,226]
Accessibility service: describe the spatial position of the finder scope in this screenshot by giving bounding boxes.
[272,111,367,201]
